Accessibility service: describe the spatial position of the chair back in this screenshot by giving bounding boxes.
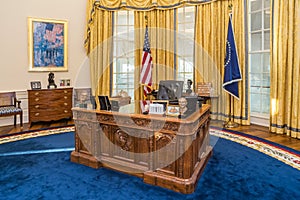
[0,92,16,106]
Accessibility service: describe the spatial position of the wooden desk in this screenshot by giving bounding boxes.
[71,104,212,194]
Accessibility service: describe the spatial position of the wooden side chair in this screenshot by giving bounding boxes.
[0,92,23,126]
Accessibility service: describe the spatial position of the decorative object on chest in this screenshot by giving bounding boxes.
[47,72,57,89]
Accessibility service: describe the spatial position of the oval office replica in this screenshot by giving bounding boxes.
[0,1,299,199]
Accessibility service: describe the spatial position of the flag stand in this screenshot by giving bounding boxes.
[224,95,239,128]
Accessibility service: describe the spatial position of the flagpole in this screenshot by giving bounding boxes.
[224,95,238,128]
[223,2,239,128]
[142,15,148,100]
[140,15,153,100]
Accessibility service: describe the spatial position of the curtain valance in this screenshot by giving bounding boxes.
[92,0,215,11]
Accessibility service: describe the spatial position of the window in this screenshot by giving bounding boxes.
[177,6,195,90]
[112,8,196,98]
[248,0,270,125]
[112,11,135,98]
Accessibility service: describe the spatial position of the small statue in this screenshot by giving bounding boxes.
[47,72,57,89]
[186,79,193,94]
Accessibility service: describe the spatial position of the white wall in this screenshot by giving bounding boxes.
[0,0,91,125]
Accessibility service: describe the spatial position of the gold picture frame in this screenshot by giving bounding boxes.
[166,105,180,117]
[28,17,68,72]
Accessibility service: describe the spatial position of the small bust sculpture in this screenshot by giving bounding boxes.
[178,97,188,115]
[47,72,57,89]
[186,79,193,94]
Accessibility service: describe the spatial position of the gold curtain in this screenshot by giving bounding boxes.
[134,10,175,100]
[94,0,207,10]
[270,0,300,138]
[85,4,113,98]
[194,0,249,125]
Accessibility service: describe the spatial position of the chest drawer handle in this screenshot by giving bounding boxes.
[64,90,68,93]
[35,92,39,95]
[64,96,68,99]
[64,110,68,113]
[35,105,40,109]
[64,103,68,106]
[35,98,39,101]
[35,113,40,116]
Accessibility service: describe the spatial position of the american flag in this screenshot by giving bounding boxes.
[140,26,152,98]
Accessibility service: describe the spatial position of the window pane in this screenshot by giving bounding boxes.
[264,31,270,50]
[250,0,262,11]
[261,94,270,113]
[185,60,193,71]
[263,53,270,72]
[264,0,270,8]
[262,87,270,94]
[116,26,128,35]
[128,14,134,25]
[250,86,261,93]
[250,93,261,112]
[178,23,185,31]
[177,73,184,80]
[116,11,128,25]
[262,73,270,87]
[178,11,184,23]
[185,73,193,80]
[264,11,270,29]
[250,73,261,86]
[185,24,195,34]
[178,60,184,71]
[249,54,262,73]
[251,12,262,31]
[251,32,262,51]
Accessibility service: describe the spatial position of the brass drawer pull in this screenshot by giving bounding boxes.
[64,110,68,113]
[64,90,68,93]
[35,92,39,95]
[35,105,40,109]
[35,113,40,116]
[35,98,39,101]
[64,96,68,99]
[64,103,68,106]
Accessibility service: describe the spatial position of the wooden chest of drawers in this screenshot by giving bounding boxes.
[28,88,73,126]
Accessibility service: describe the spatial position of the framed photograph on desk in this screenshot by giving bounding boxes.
[151,100,168,112]
[166,105,180,117]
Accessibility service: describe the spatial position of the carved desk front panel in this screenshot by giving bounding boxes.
[71,104,212,194]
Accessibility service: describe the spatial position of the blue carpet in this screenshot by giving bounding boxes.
[0,131,299,200]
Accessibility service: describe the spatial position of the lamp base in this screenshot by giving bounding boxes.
[223,120,239,128]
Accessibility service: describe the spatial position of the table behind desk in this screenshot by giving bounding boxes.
[71,104,212,194]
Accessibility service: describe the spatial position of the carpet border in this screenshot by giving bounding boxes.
[0,126,75,145]
[210,126,300,170]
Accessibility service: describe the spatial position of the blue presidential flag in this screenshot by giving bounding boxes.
[223,14,242,99]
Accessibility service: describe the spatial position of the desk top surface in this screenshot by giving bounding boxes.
[73,101,210,124]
